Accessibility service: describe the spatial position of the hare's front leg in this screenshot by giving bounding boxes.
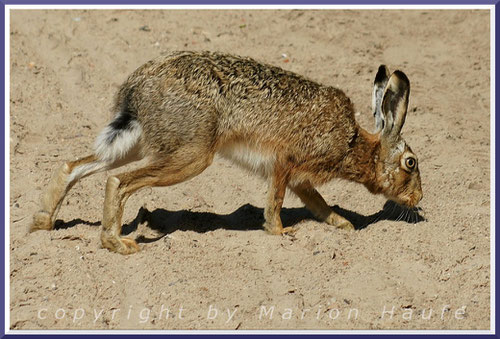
[290,183,355,230]
[263,166,294,235]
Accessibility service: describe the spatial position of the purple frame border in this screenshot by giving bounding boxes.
[0,0,497,338]
[0,0,498,4]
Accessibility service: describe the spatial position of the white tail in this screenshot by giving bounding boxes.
[94,119,142,163]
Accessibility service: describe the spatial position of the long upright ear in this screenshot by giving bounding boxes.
[372,65,391,133]
[381,70,410,140]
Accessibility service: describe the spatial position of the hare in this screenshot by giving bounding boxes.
[30,51,422,254]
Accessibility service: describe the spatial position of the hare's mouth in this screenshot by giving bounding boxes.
[386,193,421,209]
[407,191,423,208]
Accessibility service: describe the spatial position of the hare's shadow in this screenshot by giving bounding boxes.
[55,200,425,242]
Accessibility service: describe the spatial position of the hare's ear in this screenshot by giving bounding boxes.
[372,65,391,133]
[381,70,410,140]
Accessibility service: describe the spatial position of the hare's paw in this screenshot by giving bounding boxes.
[102,236,140,255]
[335,219,355,231]
[264,222,281,235]
[325,213,355,231]
[119,238,140,254]
[264,222,297,236]
[30,211,54,232]
[281,226,297,236]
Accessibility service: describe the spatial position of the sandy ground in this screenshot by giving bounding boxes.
[9,9,491,330]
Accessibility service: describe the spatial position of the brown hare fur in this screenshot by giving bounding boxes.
[30,51,422,255]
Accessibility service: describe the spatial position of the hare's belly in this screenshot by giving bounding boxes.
[218,142,275,177]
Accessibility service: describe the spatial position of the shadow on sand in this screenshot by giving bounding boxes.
[55,200,425,244]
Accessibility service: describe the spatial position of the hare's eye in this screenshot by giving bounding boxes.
[405,157,416,170]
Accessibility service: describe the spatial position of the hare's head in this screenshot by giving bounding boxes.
[371,65,422,208]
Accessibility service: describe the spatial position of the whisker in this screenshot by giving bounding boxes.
[396,210,404,222]
[375,206,391,223]
[401,209,407,222]
[390,202,398,219]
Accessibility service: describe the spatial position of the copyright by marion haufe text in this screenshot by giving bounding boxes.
[36,304,468,324]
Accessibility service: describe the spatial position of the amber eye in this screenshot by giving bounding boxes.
[405,157,416,170]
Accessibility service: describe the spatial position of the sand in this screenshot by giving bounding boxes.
[9,9,491,330]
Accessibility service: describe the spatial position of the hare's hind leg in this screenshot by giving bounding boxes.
[30,143,143,232]
[31,155,106,232]
[101,155,213,255]
[290,183,354,230]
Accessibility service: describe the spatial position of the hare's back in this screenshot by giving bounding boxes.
[120,51,357,157]
[155,51,354,124]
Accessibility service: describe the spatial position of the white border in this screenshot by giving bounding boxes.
[490,3,496,335]
[4,3,10,335]
[4,4,496,335]
[3,4,496,9]
[5,329,497,335]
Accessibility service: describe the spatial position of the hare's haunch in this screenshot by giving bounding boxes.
[31,51,422,254]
